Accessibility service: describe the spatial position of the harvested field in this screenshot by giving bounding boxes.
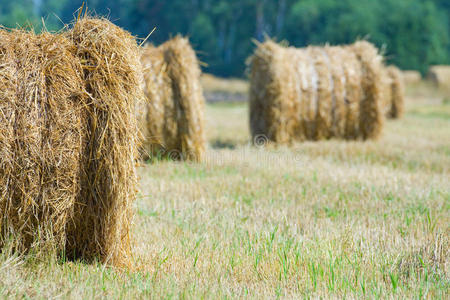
[0,81,448,298]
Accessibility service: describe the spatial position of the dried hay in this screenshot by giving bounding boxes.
[0,17,142,268]
[382,65,405,119]
[339,47,363,140]
[428,65,450,89]
[325,46,348,139]
[351,41,384,140]
[249,41,295,144]
[0,29,85,255]
[249,40,384,143]
[139,36,205,161]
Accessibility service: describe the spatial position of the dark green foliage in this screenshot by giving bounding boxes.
[0,0,448,76]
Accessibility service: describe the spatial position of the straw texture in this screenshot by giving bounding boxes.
[0,17,142,268]
[140,37,205,161]
[428,65,450,90]
[249,40,384,144]
[383,65,405,119]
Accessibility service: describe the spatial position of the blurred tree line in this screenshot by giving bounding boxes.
[0,0,448,77]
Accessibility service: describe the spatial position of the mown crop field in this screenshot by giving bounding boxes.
[1,83,448,298]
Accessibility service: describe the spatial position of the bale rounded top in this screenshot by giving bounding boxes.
[67,17,144,107]
[250,40,285,66]
[351,41,383,65]
[386,65,403,79]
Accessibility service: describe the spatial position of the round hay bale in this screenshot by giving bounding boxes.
[384,65,405,119]
[380,67,393,116]
[248,40,384,144]
[249,40,305,144]
[249,41,290,144]
[140,37,205,161]
[428,65,450,89]
[139,45,172,160]
[66,17,142,268]
[350,41,384,140]
[0,17,142,268]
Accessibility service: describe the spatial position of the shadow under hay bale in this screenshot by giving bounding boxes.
[249,40,384,144]
[0,17,142,268]
[139,37,205,162]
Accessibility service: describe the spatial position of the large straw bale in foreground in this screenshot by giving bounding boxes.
[249,40,384,144]
[0,18,141,268]
[382,66,405,119]
[139,37,205,161]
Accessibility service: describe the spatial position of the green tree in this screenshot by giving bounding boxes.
[0,0,448,76]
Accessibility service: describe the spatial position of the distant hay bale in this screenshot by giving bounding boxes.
[428,65,450,89]
[402,70,421,85]
[0,17,142,268]
[139,36,205,161]
[249,40,384,144]
[382,66,405,119]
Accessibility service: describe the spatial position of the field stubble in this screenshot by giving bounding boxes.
[0,83,449,298]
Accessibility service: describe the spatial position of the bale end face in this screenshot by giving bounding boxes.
[0,29,85,255]
[140,36,206,162]
[0,17,141,268]
[249,41,302,144]
[384,65,405,119]
[65,17,142,268]
[428,65,450,91]
[350,41,385,140]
